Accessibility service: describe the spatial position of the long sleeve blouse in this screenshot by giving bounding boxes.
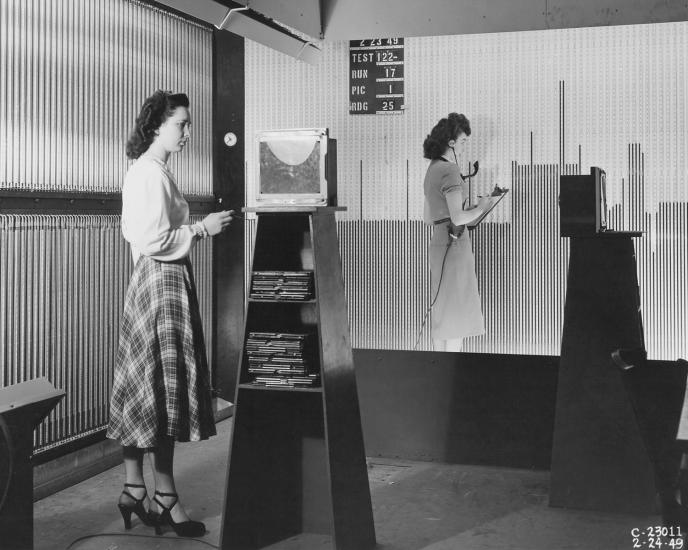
[121,156,199,264]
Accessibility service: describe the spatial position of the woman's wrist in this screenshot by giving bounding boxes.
[191,221,209,239]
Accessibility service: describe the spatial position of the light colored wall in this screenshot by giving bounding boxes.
[244,22,688,360]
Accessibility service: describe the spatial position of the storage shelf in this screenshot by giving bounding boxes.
[223,207,375,550]
[238,383,322,393]
[248,298,317,304]
[244,205,346,214]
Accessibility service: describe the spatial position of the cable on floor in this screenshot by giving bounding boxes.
[64,532,219,549]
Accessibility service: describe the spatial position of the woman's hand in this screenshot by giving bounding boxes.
[202,210,234,236]
[477,195,493,210]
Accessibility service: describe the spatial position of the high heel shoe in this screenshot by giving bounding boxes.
[118,483,153,529]
[150,490,206,537]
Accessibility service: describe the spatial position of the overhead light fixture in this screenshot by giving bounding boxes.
[216,6,322,65]
[153,1,322,64]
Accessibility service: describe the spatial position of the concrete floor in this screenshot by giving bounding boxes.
[35,418,666,550]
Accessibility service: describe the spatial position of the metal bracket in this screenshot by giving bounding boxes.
[216,6,249,30]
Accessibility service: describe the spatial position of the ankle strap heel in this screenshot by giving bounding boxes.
[152,491,206,538]
[118,483,154,529]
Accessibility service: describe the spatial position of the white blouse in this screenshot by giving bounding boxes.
[121,155,202,264]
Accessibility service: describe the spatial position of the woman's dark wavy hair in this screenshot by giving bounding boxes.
[125,90,190,159]
[423,112,471,160]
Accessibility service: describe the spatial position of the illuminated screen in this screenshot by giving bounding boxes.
[259,138,321,194]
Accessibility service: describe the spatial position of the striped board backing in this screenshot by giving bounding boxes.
[0,215,214,454]
[244,22,688,360]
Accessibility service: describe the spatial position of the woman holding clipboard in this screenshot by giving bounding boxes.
[422,113,497,352]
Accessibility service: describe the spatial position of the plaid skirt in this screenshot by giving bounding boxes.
[107,256,216,448]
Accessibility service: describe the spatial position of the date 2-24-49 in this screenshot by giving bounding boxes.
[632,526,683,548]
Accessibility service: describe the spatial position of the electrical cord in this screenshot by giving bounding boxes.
[0,416,14,514]
[64,532,219,549]
[414,236,453,350]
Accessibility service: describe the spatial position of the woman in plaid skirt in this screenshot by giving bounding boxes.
[107,90,233,537]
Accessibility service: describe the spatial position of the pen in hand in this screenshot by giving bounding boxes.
[217,198,244,220]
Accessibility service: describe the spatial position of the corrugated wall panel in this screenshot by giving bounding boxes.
[0,215,213,453]
[0,0,214,454]
[0,0,212,195]
[246,22,688,359]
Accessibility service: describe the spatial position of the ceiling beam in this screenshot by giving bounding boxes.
[321,0,688,40]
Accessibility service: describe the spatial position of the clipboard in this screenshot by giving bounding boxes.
[467,189,509,228]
